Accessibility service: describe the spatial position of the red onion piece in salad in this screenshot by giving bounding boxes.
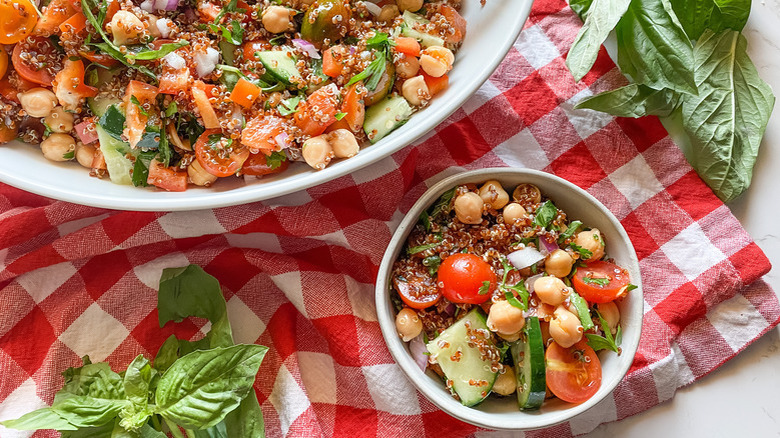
[165,0,179,10]
[409,334,428,372]
[363,2,381,15]
[507,247,545,270]
[292,39,321,59]
[540,237,559,255]
[525,273,544,294]
[274,132,291,149]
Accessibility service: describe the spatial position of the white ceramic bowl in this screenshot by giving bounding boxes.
[0,0,532,211]
[375,168,643,430]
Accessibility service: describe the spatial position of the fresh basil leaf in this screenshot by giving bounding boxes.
[407,241,441,255]
[616,0,697,94]
[51,396,128,429]
[585,333,617,352]
[0,408,77,431]
[346,56,386,90]
[118,402,154,432]
[670,0,750,40]
[278,96,302,116]
[132,151,155,187]
[428,187,456,222]
[569,0,594,19]
[128,41,189,61]
[680,29,775,201]
[366,32,395,51]
[194,421,229,438]
[60,420,115,437]
[165,102,178,118]
[123,355,153,407]
[56,362,125,404]
[131,95,149,116]
[582,276,610,285]
[570,242,593,259]
[158,265,234,348]
[155,344,269,430]
[422,255,441,277]
[223,392,265,438]
[566,0,631,82]
[557,220,582,244]
[575,83,681,117]
[532,200,557,229]
[154,335,181,373]
[98,105,126,141]
[710,0,751,32]
[568,291,595,331]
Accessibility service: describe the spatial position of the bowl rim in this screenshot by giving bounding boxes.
[0,0,533,211]
[375,168,644,430]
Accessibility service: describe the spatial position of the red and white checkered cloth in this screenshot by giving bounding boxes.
[1,0,778,436]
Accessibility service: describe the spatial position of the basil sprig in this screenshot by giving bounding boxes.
[1,265,268,437]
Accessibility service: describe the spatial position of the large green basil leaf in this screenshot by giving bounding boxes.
[155,345,268,430]
[56,362,125,404]
[670,0,750,40]
[154,335,181,373]
[52,397,128,428]
[566,0,631,81]
[123,355,153,407]
[680,29,775,201]
[158,265,233,348]
[60,421,115,437]
[193,421,228,438]
[575,83,680,117]
[616,0,696,94]
[569,0,594,20]
[224,392,265,438]
[0,408,77,431]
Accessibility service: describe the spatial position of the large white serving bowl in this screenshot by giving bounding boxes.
[375,168,643,430]
[0,0,532,211]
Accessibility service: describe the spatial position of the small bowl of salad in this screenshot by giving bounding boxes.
[375,168,643,430]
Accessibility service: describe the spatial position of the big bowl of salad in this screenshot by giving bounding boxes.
[375,168,643,430]
[0,0,531,210]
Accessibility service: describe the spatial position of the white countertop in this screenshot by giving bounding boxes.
[588,2,780,436]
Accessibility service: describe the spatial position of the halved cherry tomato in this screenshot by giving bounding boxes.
[242,152,289,176]
[439,4,466,44]
[0,119,18,144]
[393,273,441,309]
[78,51,121,68]
[294,85,338,137]
[326,81,366,134]
[147,159,187,192]
[12,36,61,85]
[243,40,271,62]
[394,37,421,57]
[437,253,497,304]
[0,0,38,44]
[123,80,157,148]
[0,49,8,80]
[545,340,601,404]
[241,115,288,153]
[33,0,77,37]
[421,71,449,96]
[0,74,36,102]
[194,129,250,177]
[572,261,631,304]
[59,11,86,35]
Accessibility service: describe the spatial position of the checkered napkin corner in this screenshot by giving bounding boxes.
[0,0,779,437]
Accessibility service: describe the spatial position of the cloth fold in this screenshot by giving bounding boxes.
[0,0,778,437]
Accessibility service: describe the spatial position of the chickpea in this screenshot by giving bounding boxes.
[44,107,74,133]
[539,320,552,345]
[453,192,483,224]
[545,249,574,278]
[549,306,583,348]
[513,183,541,205]
[75,143,96,168]
[109,11,144,45]
[188,159,218,187]
[419,46,454,78]
[487,300,525,337]
[502,203,528,225]
[19,88,57,118]
[478,180,509,210]
[396,0,422,12]
[266,91,283,108]
[574,228,605,262]
[327,129,359,158]
[262,5,294,34]
[395,54,420,79]
[378,4,400,22]
[302,135,334,170]
[492,366,517,396]
[40,133,76,162]
[598,302,620,334]
[395,308,422,342]
[533,276,570,306]
[402,75,430,106]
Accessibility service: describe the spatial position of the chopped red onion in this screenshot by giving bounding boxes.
[507,247,545,270]
[409,335,428,372]
[140,0,155,12]
[164,0,179,10]
[75,120,98,145]
[363,2,381,15]
[540,237,559,255]
[525,273,544,294]
[443,302,455,316]
[156,18,172,38]
[274,132,291,149]
[292,38,321,59]
[154,0,168,11]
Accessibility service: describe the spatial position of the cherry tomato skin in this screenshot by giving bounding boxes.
[571,261,631,304]
[0,49,8,80]
[12,36,60,85]
[242,152,289,176]
[545,340,602,404]
[0,0,38,44]
[194,129,250,178]
[437,253,497,304]
[393,275,441,310]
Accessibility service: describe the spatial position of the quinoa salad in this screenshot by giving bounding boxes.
[391,180,638,408]
[0,0,468,191]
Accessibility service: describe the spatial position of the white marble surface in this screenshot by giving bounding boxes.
[588,1,780,436]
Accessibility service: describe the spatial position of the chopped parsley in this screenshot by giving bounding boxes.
[62,150,75,160]
[265,151,287,170]
[334,112,347,121]
[422,255,441,277]
[570,242,593,259]
[130,95,149,116]
[582,276,610,286]
[585,309,622,354]
[277,96,302,116]
[407,241,441,255]
[498,257,529,310]
[557,220,582,243]
[478,280,491,295]
[532,200,558,229]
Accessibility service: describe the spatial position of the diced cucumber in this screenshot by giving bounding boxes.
[95,124,133,186]
[219,40,237,66]
[363,95,412,143]
[426,309,499,407]
[256,50,303,87]
[510,317,546,410]
[87,96,121,118]
[400,11,446,48]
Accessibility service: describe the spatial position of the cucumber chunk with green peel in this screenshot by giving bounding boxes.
[400,11,446,48]
[426,309,500,407]
[96,124,133,186]
[510,317,546,410]
[363,95,412,143]
[87,96,121,118]
[255,50,303,87]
